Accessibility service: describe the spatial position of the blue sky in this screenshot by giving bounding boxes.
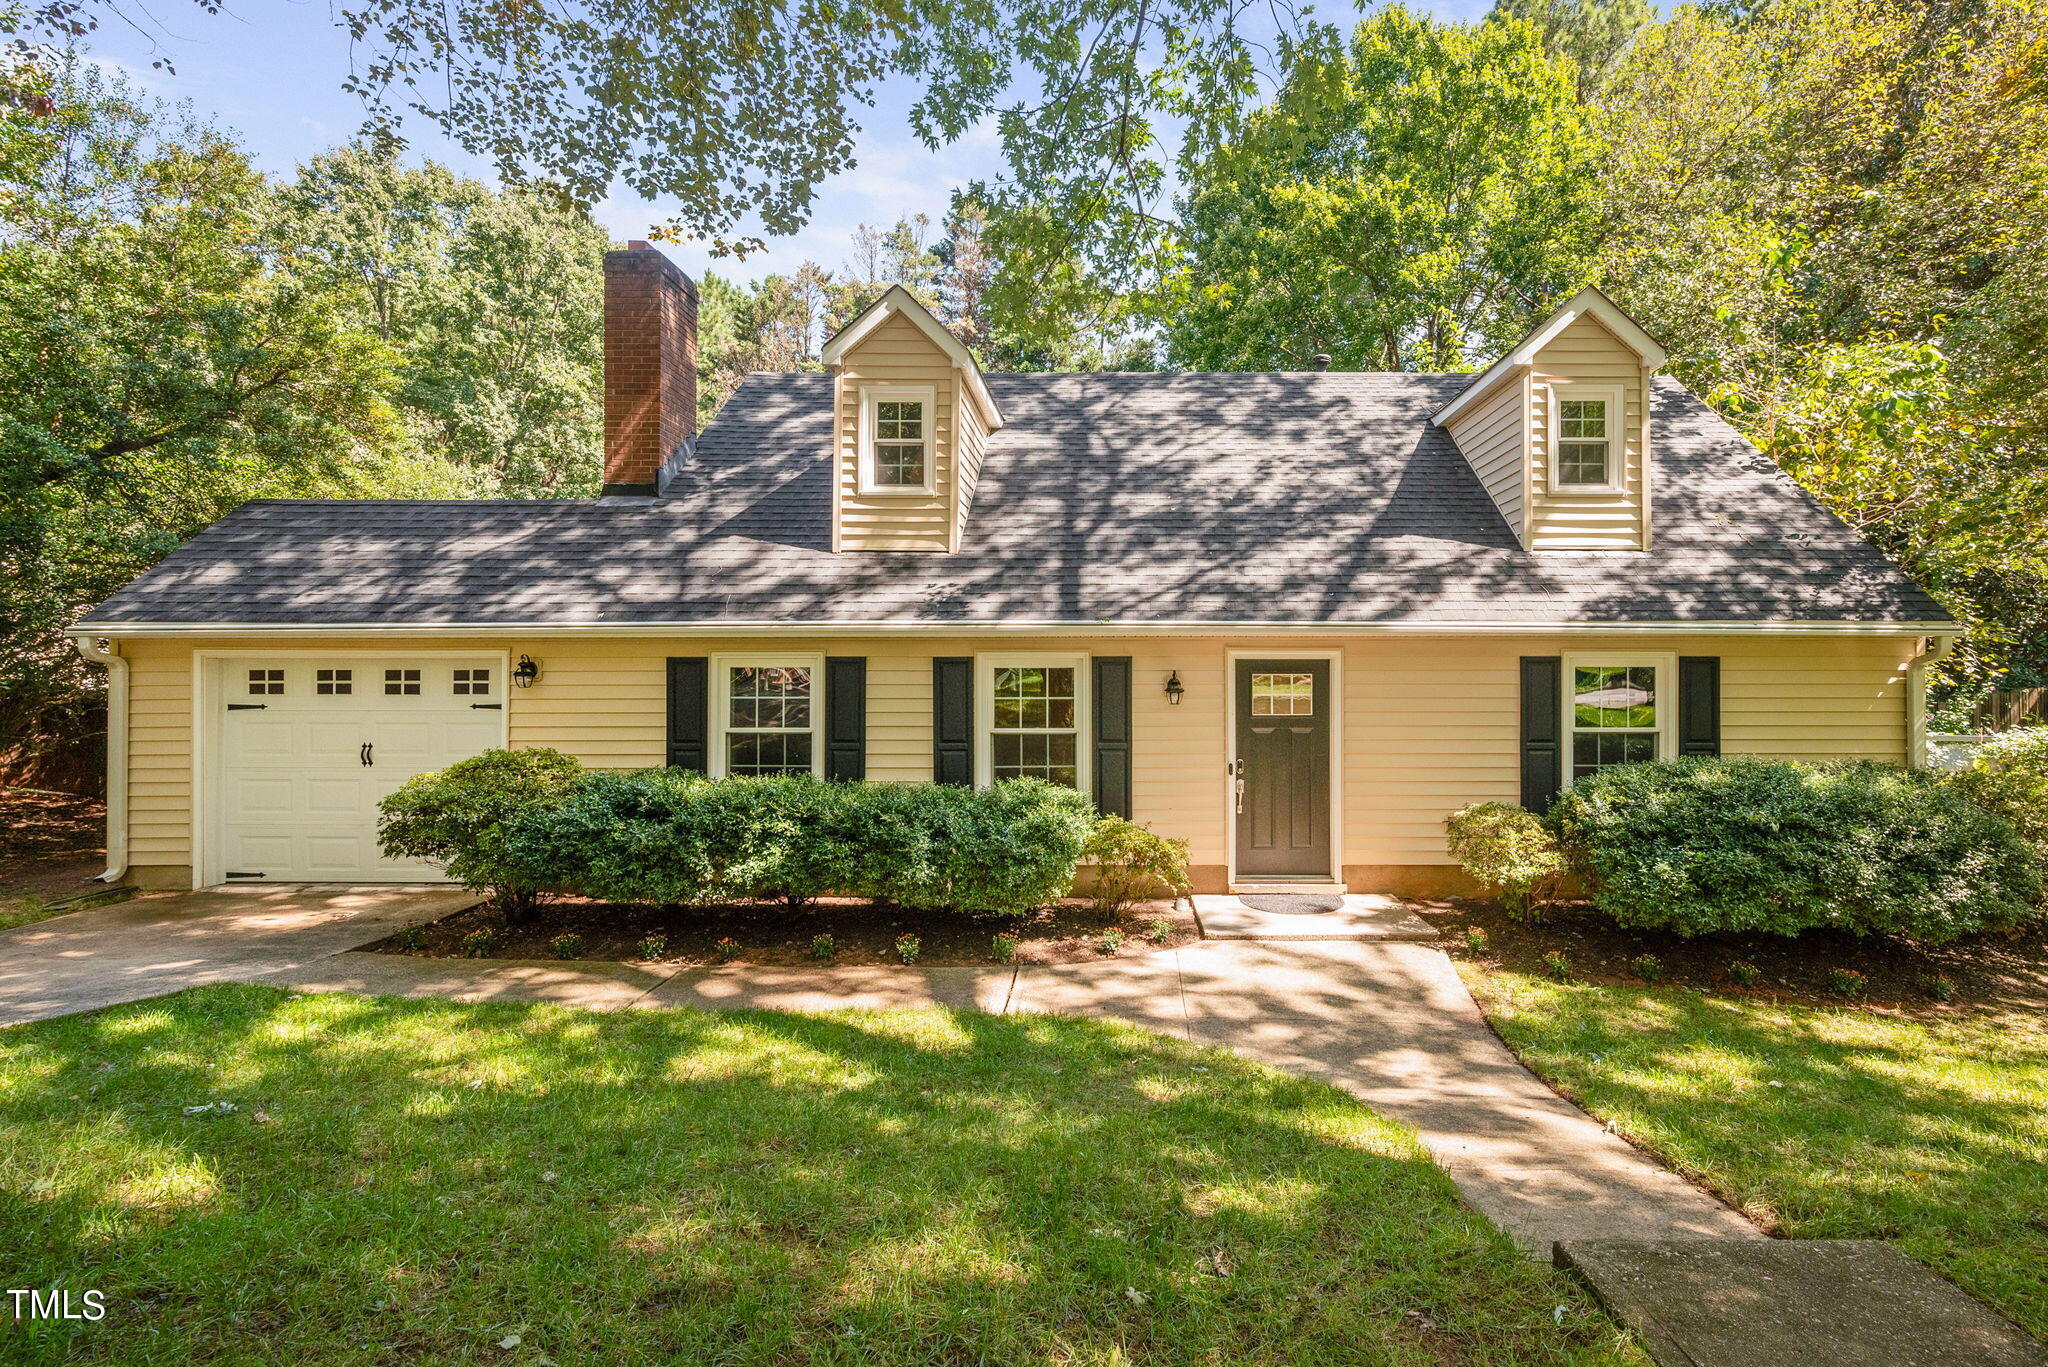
[88,0,1491,288]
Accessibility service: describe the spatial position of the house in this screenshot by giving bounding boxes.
[68,243,1957,895]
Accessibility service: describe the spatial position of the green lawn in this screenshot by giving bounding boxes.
[1463,966,2048,1338]
[0,985,1639,1365]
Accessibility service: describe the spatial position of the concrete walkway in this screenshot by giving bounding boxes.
[270,936,1758,1254]
[0,885,480,1027]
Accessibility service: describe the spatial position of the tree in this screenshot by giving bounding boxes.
[936,197,996,350]
[1486,0,1654,96]
[1592,0,2048,691]
[1164,7,1603,371]
[0,64,440,785]
[272,142,607,496]
[12,0,1301,261]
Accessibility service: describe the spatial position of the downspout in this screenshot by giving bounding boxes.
[72,636,129,883]
[1906,632,1958,770]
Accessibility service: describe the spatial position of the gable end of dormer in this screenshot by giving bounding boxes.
[820,286,1003,554]
[1433,287,1666,551]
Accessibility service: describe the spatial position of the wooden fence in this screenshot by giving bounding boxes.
[1972,688,2048,732]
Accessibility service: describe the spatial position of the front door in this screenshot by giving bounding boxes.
[1233,659,1332,879]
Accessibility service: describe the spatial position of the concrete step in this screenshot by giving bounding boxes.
[1191,892,1439,942]
[1557,1239,2048,1367]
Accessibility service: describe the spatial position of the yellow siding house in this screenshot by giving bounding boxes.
[70,247,1956,895]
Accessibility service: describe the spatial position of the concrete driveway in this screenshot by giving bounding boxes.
[0,885,480,1027]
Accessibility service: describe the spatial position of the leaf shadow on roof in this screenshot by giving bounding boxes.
[79,374,1952,628]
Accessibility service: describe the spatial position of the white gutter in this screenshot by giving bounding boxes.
[71,636,128,884]
[66,618,1958,640]
[1906,632,1959,770]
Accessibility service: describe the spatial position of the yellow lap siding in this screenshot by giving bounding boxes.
[106,629,1915,885]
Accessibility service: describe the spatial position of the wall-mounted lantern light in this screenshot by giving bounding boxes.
[1164,670,1185,706]
[512,654,541,689]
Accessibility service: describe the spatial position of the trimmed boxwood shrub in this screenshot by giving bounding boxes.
[1551,756,2041,941]
[376,747,586,914]
[1444,801,1565,920]
[491,767,1096,916]
[1079,816,1192,915]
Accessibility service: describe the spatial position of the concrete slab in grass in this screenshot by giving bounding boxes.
[1191,893,1438,942]
[643,964,1015,1014]
[266,952,679,1011]
[1558,1239,2048,1367]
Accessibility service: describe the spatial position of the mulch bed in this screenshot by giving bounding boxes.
[0,787,104,863]
[1417,897,2048,1014]
[370,895,1195,968]
[0,787,107,912]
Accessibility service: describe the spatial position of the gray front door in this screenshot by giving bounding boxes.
[1234,659,1332,879]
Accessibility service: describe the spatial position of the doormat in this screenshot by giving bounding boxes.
[1238,893,1346,915]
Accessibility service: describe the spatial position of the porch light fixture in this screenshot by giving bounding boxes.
[512,654,541,689]
[1164,670,1185,705]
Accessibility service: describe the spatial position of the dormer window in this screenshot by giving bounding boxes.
[1550,385,1623,492]
[860,386,935,494]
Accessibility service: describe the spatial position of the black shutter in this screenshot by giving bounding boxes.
[932,657,973,786]
[1520,656,1563,812]
[1678,656,1722,757]
[824,657,867,781]
[666,657,710,773]
[1091,656,1132,818]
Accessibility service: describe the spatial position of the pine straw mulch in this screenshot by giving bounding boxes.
[1417,896,2048,1016]
[370,893,1196,968]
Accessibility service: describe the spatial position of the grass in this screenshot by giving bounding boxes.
[0,985,1640,1365]
[1462,965,2048,1338]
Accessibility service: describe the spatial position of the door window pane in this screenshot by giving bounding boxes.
[384,668,422,696]
[315,668,352,696]
[247,668,284,695]
[453,668,490,696]
[1251,672,1313,716]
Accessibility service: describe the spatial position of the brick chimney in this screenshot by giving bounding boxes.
[602,241,698,496]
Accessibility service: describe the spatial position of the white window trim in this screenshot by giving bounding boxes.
[974,652,1090,792]
[710,652,825,779]
[1546,383,1627,494]
[858,384,938,496]
[1561,652,1676,785]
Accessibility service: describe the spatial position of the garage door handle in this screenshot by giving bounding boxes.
[228,703,266,711]
[470,703,501,710]
[360,742,373,767]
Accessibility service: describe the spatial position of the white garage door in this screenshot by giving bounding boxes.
[213,656,506,882]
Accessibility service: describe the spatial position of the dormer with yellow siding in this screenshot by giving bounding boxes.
[821,286,1004,553]
[1432,287,1667,551]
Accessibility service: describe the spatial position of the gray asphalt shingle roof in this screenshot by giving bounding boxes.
[79,370,1953,628]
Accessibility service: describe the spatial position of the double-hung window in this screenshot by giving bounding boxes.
[978,655,1087,790]
[1549,385,1624,492]
[1564,655,1673,782]
[859,386,936,494]
[713,655,822,777]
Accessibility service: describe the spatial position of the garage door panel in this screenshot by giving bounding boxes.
[214,656,501,883]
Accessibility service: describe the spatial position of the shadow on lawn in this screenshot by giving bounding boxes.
[0,985,1635,1367]
[1483,981,2048,1337]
